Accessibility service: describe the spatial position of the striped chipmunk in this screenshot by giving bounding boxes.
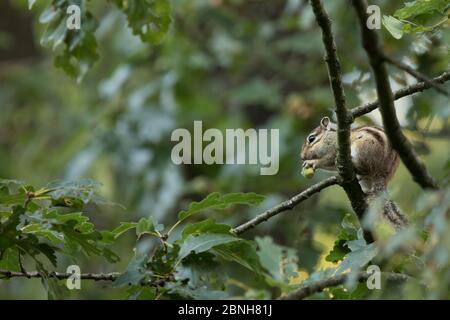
[300,117,408,228]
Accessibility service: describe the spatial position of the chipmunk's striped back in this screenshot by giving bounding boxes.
[350,125,399,187]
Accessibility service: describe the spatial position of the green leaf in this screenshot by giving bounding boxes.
[181,219,232,240]
[47,179,103,204]
[136,217,160,238]
[61,222,119,263]
[40,13,67,50]
[336,240,378,274]
[402,22,434,33]
[256,236,282,279]
[151,244,180,275]
[214,240,264,274]
[0,189,26,207]
[175,252,221,288]
[0,179,27,195]
[21,224,64,244]
[127,286,157,300]
[325,214,360,263]
[111,222,137,239]
[99,231,115,245]
[178,192,265,221]
[0,248,21,272]
[0,181,28,207]
[325,239,351,263]
[38,1,100,81]
[112,0,172,44]
[43,210,94,235]
[255,236,298,282]
[19,239,59,267]
[394,0,449,20]
[177,219,264,274]
[329,282,370,300]
[382,15,404,39]
[0,206,24,252]
[177,233,239,262]
[340,213,360,239]
[39,5,61,24]
[36,262,66,300]
[336,244,378,274]
[35,243,58,267]
[114,254,149,288]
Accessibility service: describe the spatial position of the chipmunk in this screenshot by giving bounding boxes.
[300,117,408,228]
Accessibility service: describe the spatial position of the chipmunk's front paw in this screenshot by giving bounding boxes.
[302,159,318,169]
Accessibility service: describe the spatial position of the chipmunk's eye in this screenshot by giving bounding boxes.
[307,134,316,144]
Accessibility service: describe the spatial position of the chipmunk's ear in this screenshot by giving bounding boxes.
[320,117,330,129]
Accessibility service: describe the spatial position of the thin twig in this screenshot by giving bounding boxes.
[0,269,120,281]
[350,71,450,119]
[382,54,449,97]
[409,127,450,139]
[351,0,438,190]
[309,0,372,241]
[279,272,410,300]
[232,176,340,235]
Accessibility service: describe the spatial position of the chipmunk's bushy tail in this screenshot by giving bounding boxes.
[383,199,408,229]
[369,181,408,229]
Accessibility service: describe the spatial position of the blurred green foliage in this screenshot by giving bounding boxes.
[0,0,449,299]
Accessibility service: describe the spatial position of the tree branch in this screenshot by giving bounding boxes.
[351,0,438,190]
[0,269,119,281]
[232,176,340,235]
[350,71,450,119]
[310,0,372,242]
[382,54,449,97]
[279,272,409,300]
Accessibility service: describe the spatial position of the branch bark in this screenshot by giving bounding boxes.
[382,54,449,97]
[351,0,438,190]
[310,0,372,242]
[279,272,409,300]
[0,269,119,281]
[350,71,450,119]
[232,176,340,235]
